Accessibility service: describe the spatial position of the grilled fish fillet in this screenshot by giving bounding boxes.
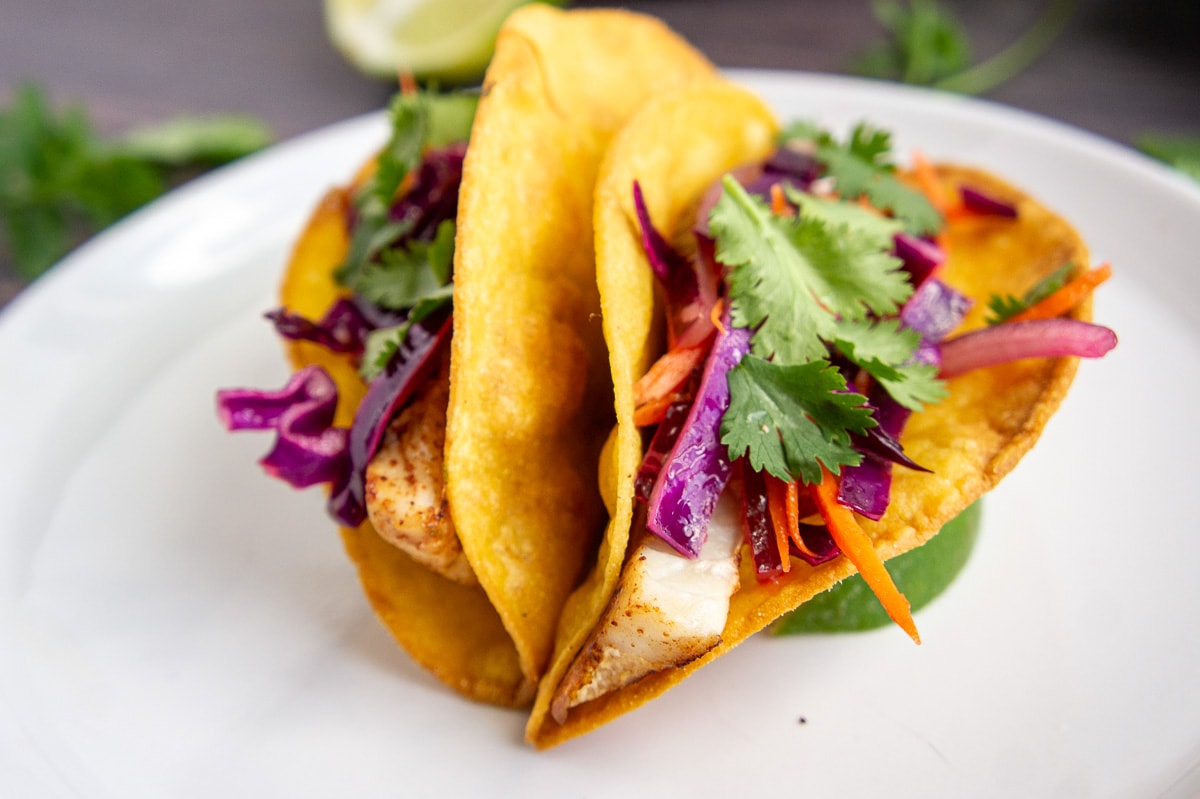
[551,488,742,721]
[364,352,475,585]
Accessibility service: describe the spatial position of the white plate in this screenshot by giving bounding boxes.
[2,70,1197,798]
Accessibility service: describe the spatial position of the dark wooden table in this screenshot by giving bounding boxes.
[3,0,1198,309]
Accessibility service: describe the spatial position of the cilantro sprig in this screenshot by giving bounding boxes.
[985,261,1074,325]
[337,90,476,381]
[856,0,1078,97]
[712,127,947,485]
[714,176,912,364]
[780,121,942,236]
[0,82,272,280]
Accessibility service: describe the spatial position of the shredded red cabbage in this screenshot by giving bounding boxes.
[790,523,839,566]
[939,318,1117,378]
[645,315,752,557]
[894,232,946,286]
[388,141,468,243]
[839,391,911,520]
[327,313,453,527]
[216,366,349,489]
[839,277,969,518]
[900,278,973,342]
[960,185,1018,218]
[740,463,785,581]
[635,398,694,503]
[266,297,374,355]
[633,181,718,347]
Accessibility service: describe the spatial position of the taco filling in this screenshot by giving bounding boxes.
[530,79,1115,746]
[217,5,719,708]
[219,88,474,579]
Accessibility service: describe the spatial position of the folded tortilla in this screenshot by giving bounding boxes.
[527,78,1092,745]
[277,6,715,708]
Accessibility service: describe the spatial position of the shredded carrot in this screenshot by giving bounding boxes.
[633,395,676,427]
[709,297,726,334]
[633,345,707,408]
[764,475,792,573]
[784,479,819,562]
[911,149,950,214]
[770,183,790,216]
[398,71,418,96]
[810,466,920,644]
[1009,262,1113,323]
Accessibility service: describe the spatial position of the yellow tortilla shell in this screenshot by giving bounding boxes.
[280,5,715,708]
[528,79,1091,745]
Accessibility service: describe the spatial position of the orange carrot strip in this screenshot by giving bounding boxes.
[398,71,418,96]
[633,396,674,427]
[810,466,920,644]
[764,475,793,574]
[783,480,821,561]
[911,149,949,214]
[770,183,789,216]
[1008,262,1113,323]
[710,297,726,335]
[633,345,707,408]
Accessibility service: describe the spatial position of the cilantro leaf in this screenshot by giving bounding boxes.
[337,91,475,290]
[832,318,947,410]
[1138,134,1200,183]
[342,219,456,310]
[814,125,942,235]
[113,115,272,167]
[0,83,272,281]
[784,187,904,247]
[722,356,875,485]
[986,261,1074,325]
[360,288,453,381]
[712,177,911,363]
[854,0,971,87]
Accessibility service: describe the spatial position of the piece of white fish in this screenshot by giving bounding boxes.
[363,354,475,585]
[551,489,742,721]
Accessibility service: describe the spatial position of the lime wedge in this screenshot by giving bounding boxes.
[772,501,982,634]
[323,0,558,84]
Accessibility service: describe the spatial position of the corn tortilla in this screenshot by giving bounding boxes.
[528,79,1091,745]
[279,5,714,707]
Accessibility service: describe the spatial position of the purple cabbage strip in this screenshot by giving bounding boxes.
[266,297,373,355]
[838,387,912,520]
[900,278,973,342]
[645,317,752,558]
[635,398,693,503]
[740,147,822,202]
[633,181,713,345]
[327,313,453,527]
[839,278,971,519]
[894,232,946,287]
[960,185,1018,218]
[216,366,349,489]
[740,463,786,581]
[790,524,840,566]
[939,318,1117,378]
[390,141,467,243]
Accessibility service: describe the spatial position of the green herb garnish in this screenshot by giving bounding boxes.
[1137,135,1200,183]
[334,90,476,381]
[986,261,1075,325]
[780,122,942,235]
[711,152,945,485]
[0,82,271,280]
[856,0,1078,96]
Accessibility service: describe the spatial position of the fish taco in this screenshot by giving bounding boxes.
[217,6,715,707]
[528,78,1116,745]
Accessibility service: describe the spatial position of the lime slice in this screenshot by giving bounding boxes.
[772,501,982,634]
[323,0,558,84]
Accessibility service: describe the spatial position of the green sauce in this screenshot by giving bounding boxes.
[772,501,982,635]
